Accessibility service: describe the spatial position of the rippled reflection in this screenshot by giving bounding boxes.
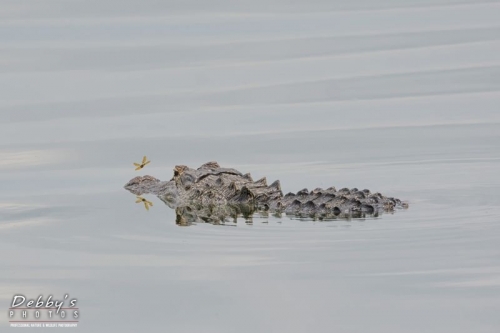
[130,195,384,226]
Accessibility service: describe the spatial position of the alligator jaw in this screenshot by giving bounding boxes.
[124,175,161,195]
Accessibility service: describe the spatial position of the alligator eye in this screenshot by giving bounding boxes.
[181,173,195,185]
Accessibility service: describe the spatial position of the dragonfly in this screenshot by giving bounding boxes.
[136,196,153,211]
[133,156,150,171]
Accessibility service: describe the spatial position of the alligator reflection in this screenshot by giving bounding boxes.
[172,203,381,227]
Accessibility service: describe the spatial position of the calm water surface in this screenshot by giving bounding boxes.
[1,1,500,332]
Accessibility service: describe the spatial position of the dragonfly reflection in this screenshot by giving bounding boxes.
[135,196,153,210]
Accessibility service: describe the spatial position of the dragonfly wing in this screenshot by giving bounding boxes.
[135,166,142,171]
[133,163,141,167]
[144,202,149,210]
[144,161,150,166]
[142,156,147,164]
[135,199,142,203]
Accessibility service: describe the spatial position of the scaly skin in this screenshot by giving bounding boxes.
[124,161,408,224]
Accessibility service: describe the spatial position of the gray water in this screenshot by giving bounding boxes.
[1,1,500,332]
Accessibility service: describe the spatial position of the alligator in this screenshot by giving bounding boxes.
[124,161,408,225]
